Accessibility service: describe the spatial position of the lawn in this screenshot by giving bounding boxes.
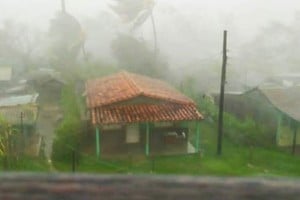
[52,121,300,177]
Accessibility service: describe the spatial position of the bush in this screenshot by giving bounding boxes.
[224,113,274,147]
[52,85,82,163]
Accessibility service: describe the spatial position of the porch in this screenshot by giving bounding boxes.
[93,121,201,158]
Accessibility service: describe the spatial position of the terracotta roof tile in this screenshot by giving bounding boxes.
[91,103,203,125]
[86,71,194,108]
[86,72,204,125]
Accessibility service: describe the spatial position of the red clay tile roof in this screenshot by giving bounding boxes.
[91,103,203,125]
[86,71,195,108]
[86,71,203,125]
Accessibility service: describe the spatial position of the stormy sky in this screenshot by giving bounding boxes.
[1,0,300,86]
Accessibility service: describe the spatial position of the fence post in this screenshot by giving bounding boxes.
[72,149,76,173]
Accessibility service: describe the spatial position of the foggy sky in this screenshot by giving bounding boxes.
[1,0,300,84]
[1,0,299,31]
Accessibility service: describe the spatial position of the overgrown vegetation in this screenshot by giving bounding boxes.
[52,120,300,176]
[51,84,82,163]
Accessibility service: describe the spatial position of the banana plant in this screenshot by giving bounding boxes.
[0,117,15,157]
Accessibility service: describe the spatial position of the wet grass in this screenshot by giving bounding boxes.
[4,121,299,177]
[52,122,300,177]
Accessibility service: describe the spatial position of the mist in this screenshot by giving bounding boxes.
[1,0,300,89]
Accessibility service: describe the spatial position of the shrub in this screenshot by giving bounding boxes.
[52,85,82,163]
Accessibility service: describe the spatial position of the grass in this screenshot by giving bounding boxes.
[2,116,299,177]
[0,156,50,172]
[51,121,300,177]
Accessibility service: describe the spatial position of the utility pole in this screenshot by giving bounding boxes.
[61,0,66,13]
[20,112,24,153]
[292,120,298,155]
[217,30,228,156]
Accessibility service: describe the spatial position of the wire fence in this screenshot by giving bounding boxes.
[58,143,201,173]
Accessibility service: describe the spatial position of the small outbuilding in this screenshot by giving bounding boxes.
[0,94,40,156]
[85,71,204,157]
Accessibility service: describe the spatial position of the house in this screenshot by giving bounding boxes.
[26,68,65,104]
[0,67,12,82]
[0,67,13,94]
[213,83,300,152]
[85,71,204,157]
[0,93,41,156]
[259,86,300,153]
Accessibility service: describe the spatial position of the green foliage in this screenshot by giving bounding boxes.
[71,60,118,80]
[111,34,168,78]
[179,75,217,119]
[223,113,274,148]
[0,156,49,172]
[48,12,85,68]
[179,77,273,148]
[52,85,82,162]
[0,116,18,157]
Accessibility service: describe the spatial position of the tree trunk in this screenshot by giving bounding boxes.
[150,12,158,58]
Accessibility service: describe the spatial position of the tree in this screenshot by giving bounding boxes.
[48,0,86,68]
[110,0,158,55]
[0,20,41,72]
[111,34,167,78]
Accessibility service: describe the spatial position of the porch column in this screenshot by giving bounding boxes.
[145,123,150,156]
[195,121,200,153]
[96,127,100,158]
[276,113,282,145]
[292,121,298,155]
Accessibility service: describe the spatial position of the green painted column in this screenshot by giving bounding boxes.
[145,123,150,156]
[276,113,282,145]
[196,121,200,153]
[96,127,100,158]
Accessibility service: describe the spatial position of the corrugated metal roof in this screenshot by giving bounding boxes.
[0,67,12,81]
[0,94,38,107]
[259,86,300,122]
[0,94,39,125]
[0,105,38,125]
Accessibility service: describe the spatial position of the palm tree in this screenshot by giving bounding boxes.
[48,0,87,68]
[110,0,158,55]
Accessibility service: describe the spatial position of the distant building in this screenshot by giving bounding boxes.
[26,69,65,104]
[0,94,40,156]
[213,84,300,151]
[0,67,13,94]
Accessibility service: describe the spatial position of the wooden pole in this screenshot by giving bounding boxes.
[96,127,100,158]
[217,30,228,156]
[292,121,298,155]
[196,122,200,153]
[145,123,150,156]
[20,112,25,153]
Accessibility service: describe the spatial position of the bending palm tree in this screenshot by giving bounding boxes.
[110,0,158,55]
